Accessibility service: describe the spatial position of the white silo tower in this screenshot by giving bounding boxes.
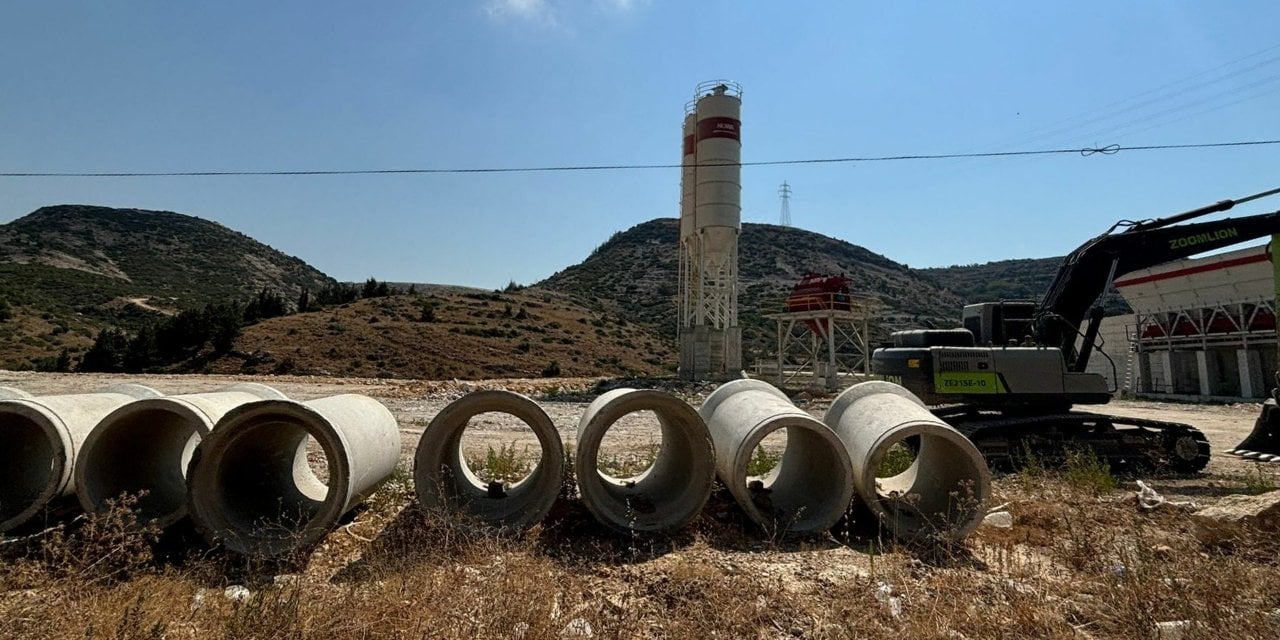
[678,81,742,380]
[678,105,699,374]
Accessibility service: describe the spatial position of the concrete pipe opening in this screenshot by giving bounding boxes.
[414,390,564,528]
[0,385,161,534]
[187,395,400,557]
[76,383,287,528]
[825,381,991,541]
[700,379,854,535]
[576,389,714,533]
[0,406,58,531]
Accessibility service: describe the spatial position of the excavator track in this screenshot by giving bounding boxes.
[930,405,1211,474]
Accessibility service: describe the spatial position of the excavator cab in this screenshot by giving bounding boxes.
[962,301,1037,347]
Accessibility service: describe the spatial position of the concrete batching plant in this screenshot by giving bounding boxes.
[678,81,743,380]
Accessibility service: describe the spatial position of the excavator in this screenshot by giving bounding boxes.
[872,186,1280,473]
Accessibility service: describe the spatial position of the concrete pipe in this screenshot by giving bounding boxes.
[575,389,715,533]
[0,384,162,533]
[414,390,564,528]
[186,394,400,557]
[75,383,288,528]
[0,387,33,400]
[699,379,854,534]
[824,381,991,541]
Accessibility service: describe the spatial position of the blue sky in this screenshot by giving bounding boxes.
[2,2,1278,288]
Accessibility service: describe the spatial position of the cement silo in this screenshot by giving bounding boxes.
[679,81,743,380]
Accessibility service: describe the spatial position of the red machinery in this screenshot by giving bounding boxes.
[785,273,852,312]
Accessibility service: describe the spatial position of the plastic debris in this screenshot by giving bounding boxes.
[1136,480,1199,511]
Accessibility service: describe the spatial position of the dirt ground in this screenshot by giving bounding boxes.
[2,371,1278,639]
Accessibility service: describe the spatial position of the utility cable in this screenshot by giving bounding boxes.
[3,139,1279,178]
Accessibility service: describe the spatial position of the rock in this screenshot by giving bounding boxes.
[1154,620,1192,639]
[224,585,252,602]
[1191,490,1280,546]
[982,510,1013,528]
[560,618,593,638]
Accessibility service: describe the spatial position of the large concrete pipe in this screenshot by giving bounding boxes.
[75,383,287,528]
[0,384,161,533]
[186,395,400,557]
[0,387,33,400]
[699,379,854,534]
[824,381,991,541]
[414,390,564,528]
[575,389,715,533]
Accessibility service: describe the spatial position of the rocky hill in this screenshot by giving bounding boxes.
[0,205,335,369]
[918,257,1063,306]
[0,205,1070,376]
[538,218,1081,362]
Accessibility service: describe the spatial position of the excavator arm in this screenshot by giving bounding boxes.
[1034,188,1280,370]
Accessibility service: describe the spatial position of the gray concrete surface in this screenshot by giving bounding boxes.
[575,389,714,534]
[186,394,400,557]
[413,390,565,528]
[75,383,287,528]
[0,384,160,532]
[699,379,854,534]
[825,381,991,541]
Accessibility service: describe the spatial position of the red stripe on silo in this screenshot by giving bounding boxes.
[683,135,695,156]
[1113,252,1270,287]
[696,117,740,142]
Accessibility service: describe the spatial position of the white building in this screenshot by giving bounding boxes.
[1111,243,1277,400]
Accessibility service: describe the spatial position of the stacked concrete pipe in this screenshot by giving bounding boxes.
[575,389,715,533]
[0,383,161,533]
[75,383,287,528]
[824,381,991,542]
[699,379,855,534]
[0,387,33,400]
[414,390,564,528]
[186,394,400,557]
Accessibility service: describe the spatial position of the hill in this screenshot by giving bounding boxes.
[0,206,1075,377]
[540,219,975,362]
[918,257,1064,305]
[202,288,674,379]
[0,205,335,369]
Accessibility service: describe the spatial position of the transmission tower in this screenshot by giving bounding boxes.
[778,181,792,227]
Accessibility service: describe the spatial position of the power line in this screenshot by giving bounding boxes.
[2,139,1278,178]
[914,43,1280,183]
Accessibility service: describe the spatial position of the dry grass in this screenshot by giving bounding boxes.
[2,470,1278,639]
